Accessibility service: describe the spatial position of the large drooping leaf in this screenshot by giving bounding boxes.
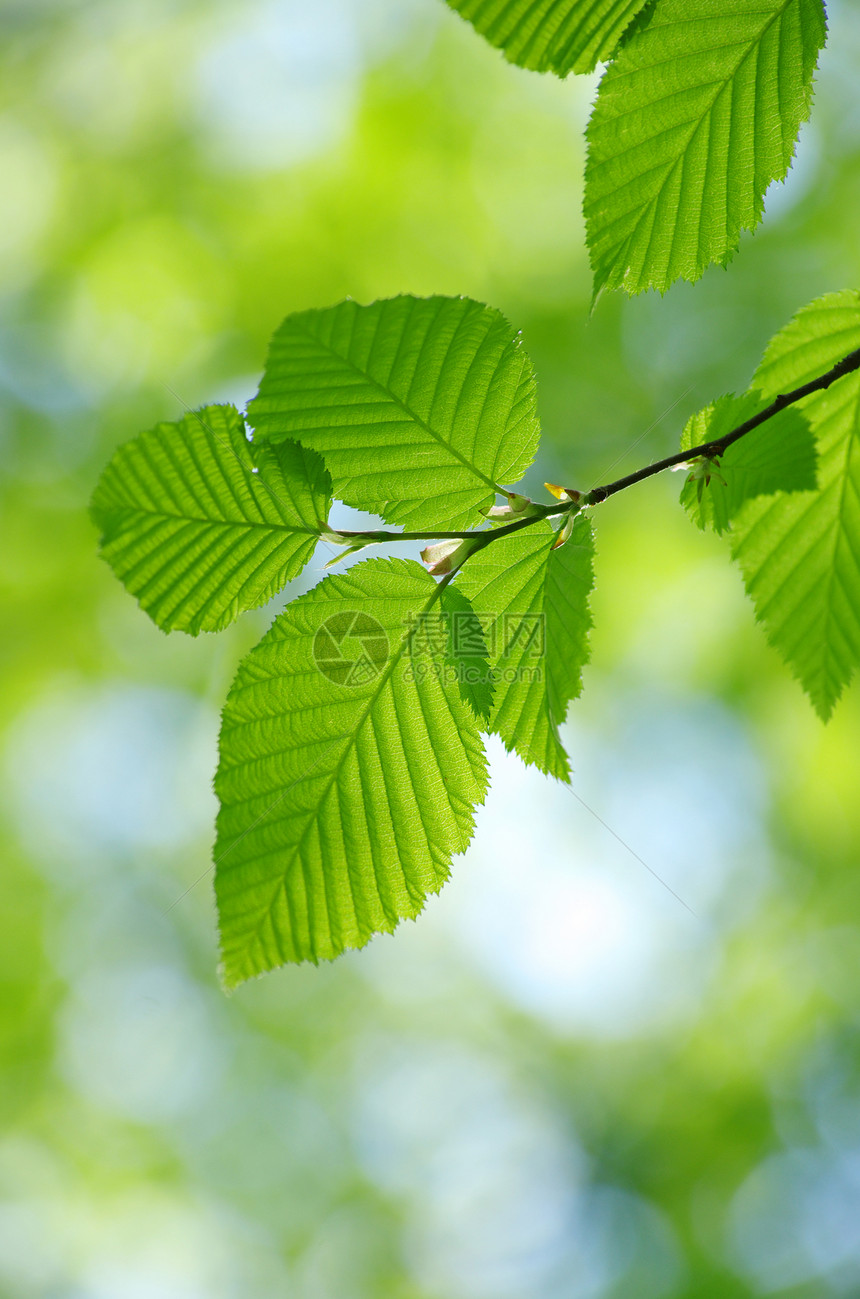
[584,0,827,297]
[729,292,860,718]
[457,517,594,779]
[246,296,540,531]
[215,559,490,984]
[445,0,651,76]
[90,404,331,634]
[679,391,817,534]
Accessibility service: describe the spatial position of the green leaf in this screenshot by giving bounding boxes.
[752,291,860,395]
[440,585,495,723]
[246,296,540,531]
[729,292,860,718]
[584,0,827,297]
[445,0,651,76]
[457,517,594,778]
[215,559,489,983]
[90,404,331,634]
[679,392,817,534]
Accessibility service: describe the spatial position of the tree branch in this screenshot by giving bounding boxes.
[585,346,860,504]
[332,501,567,547]
[323,346,860,567]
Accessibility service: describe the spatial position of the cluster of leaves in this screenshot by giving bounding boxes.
[92,297,593,986]
[445,0,829,297]
[92,289,860,986]
[680,290,860,721]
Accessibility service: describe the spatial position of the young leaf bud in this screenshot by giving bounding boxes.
[420,536,481,575]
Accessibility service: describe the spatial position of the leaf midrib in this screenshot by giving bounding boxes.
[591,0,800,275]
[290,315,504,498]
[233,574,453,964]
[101,501,317,536]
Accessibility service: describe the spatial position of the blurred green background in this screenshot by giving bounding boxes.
[3,0,860,1294]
